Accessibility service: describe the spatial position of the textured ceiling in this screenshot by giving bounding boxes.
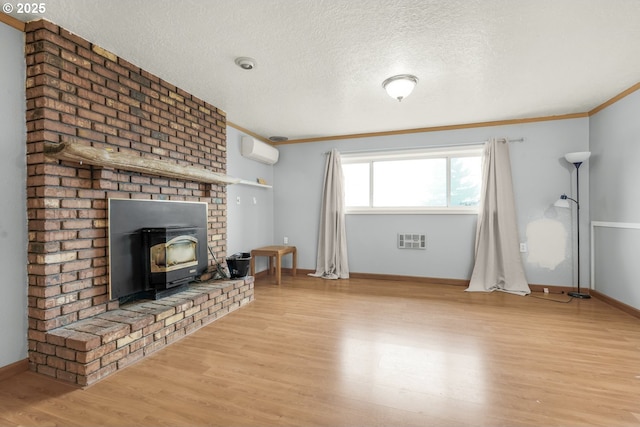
[10,0,640,141]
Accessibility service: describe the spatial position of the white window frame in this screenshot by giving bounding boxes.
[341,145,484,215]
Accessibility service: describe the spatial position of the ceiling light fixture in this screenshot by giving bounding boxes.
[382,74,418,102]
[234,57,257,70]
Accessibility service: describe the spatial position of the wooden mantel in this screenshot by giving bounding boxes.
[44,142,242,186]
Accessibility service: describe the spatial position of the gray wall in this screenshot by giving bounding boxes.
[590,90,640,222]
[0,22,28,368]
[226,126,275,273]
[274,118,590,286]
[589,89,640,308]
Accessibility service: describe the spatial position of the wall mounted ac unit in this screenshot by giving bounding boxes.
[241,136,279,165]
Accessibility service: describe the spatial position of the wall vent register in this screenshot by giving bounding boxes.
[398,233,426,249]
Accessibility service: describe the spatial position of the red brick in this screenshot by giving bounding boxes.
[59,70,91,91]
[59,28,90,50]
[101,347,129,366]
[26,85,61,100]
[33,28,77,52]
[81,363,117,386]
[91,238,107,248]
[77,108,106,124]
[78,304,106,320]
[60,93,91,110]
[60,279,92,294]
[80,267,106,280]
[60,259,92,273]
[61,219,93,230]
[92,64,118,81]
[28,174,60,187]
[28,263,61,277]
[76,341,116,363]
[56,369,77,383]
[142,321,164,336]
[61,299,92,315]
[27,63,60,79]
[36,341,56,355]
[38,187,77,198]
[26,19,60,34]
[36,364,56,378]
[60,240,92,251]
[78,228,106,239]
[37,313,78,331]
[47,355,67,370]
[67,359,100,376]
[60,199,92,209]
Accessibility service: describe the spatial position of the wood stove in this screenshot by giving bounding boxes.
[142,227,200,290]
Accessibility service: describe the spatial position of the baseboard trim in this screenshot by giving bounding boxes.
[347,272,469,286]
[591,290,640,320]
[285,271,579,291]
[0,358,28,382]
[263,268,470,286]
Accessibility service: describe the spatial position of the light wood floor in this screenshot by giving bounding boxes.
[2,276,640,426]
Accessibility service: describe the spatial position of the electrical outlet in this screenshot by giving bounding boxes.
[519,243,527,253]
[284,236,289,245]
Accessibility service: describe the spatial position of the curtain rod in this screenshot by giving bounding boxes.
[324,137,525,155]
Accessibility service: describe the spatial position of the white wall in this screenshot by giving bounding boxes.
[226,127,275,273]
[589,89,640,308]
[0,22,28,368]
[274,118,590,286]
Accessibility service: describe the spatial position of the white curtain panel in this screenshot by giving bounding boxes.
[309,149,350,279]
[466,138,530,295]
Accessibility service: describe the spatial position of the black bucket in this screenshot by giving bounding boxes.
[226,252,251,278]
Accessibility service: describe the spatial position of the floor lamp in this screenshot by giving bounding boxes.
[554,151,591,299]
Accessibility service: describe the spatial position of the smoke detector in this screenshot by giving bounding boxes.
[235,57,257,70]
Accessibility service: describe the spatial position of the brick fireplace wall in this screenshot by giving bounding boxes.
[25,19,232,381]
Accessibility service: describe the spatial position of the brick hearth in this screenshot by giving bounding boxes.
[24,19,249,385]
[39,278,254,386]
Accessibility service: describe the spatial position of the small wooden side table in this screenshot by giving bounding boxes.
[250,245,297,285]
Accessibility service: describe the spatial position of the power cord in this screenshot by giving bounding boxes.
[529,292,573,303]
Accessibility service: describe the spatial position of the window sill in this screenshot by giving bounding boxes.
[345,207,479,215]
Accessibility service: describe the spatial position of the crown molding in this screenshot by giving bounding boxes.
[227,121,272,144]
[274,113,589,145]
[0,12,25,31]
[588,82,640,116]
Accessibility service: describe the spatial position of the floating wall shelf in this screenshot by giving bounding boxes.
[237,179,272,189]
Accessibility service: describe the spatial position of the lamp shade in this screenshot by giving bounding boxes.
[554,198,570,208]
[564,152,591,163]
[382,74,418,101]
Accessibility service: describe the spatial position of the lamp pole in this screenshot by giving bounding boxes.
[568,161,590,299]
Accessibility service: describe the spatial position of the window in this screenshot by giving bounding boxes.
[342,145,483,214]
